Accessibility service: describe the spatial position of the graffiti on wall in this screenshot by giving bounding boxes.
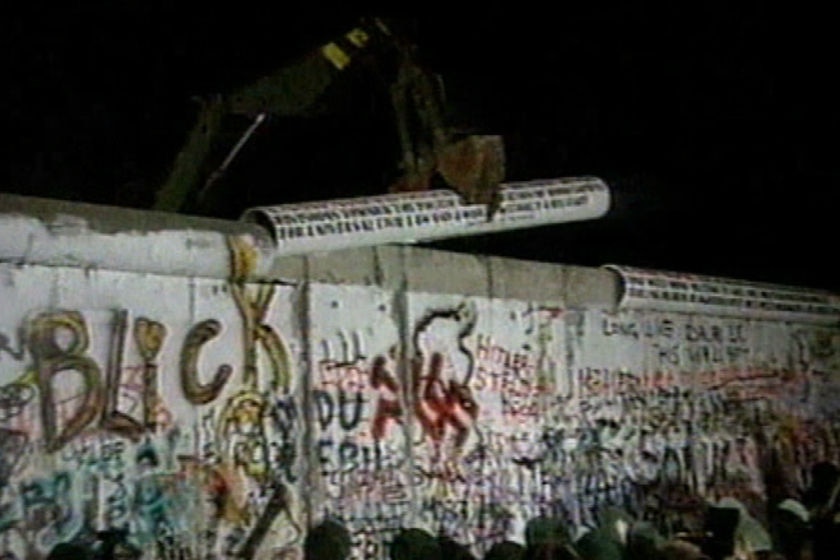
[0,241,304,559]
[400,299,566,552]
[1,259,839,559]
[306,286,410,560]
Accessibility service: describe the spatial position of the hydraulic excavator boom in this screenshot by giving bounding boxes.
[152,18,505,215]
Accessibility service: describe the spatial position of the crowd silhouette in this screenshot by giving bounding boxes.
[45,461,840,559]
[299,461,840,560]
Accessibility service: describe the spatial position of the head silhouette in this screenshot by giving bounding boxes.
[390,528,441,560]
[305,519,353,560]
[484,541,525,560]
[46,542,91,560]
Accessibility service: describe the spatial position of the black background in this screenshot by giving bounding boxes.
[3,6,837,291]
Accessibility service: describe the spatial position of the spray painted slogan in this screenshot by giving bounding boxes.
[569,310,840,529]
[308,289,566,558]
[0,271,569,560]
[0,270,303,560]
[311,300,840,557]
[2,270,840,559]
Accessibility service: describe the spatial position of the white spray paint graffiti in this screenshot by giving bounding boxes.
[0,246,838,559]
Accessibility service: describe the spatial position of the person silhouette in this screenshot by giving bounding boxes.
[304,519,353,560]
[46,542,92,560]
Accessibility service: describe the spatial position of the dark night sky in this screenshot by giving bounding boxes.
[2,6,838,291]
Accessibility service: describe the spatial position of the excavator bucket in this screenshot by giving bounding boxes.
[387,134,506,211]
[435,134,506,208]
[385,43,506,211]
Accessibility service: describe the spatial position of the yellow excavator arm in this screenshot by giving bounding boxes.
[153,18,505,214]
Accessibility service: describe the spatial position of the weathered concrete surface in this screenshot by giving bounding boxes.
[1,197,839,560]
[0,192,264,237]
[0,193,270,280]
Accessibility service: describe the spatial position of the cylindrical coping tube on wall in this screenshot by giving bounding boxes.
[241,176,611,254]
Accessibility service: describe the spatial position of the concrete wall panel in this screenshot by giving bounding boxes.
[1,203,839,560]
[401,292,567,553]
[306,283,406,560]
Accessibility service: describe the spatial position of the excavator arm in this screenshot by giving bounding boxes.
[152,18,505,214]
[387,40,505,209]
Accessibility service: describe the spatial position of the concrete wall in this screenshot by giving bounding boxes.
[1,195,839,559]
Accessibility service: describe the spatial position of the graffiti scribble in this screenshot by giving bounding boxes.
[0,382,34,422]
